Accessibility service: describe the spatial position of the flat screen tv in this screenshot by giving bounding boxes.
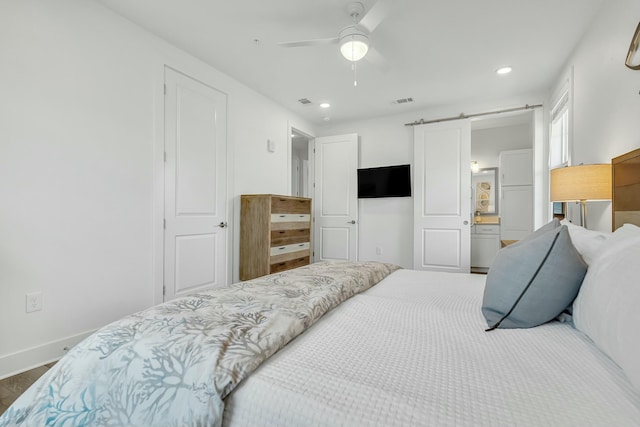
[357,164,411,198]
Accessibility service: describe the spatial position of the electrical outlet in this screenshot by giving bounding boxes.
[376,246,383,255]
[26,292,43,313]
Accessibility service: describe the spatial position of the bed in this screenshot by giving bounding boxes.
[224,269,640,426]
[1,149,640,427]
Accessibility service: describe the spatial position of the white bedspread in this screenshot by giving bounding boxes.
[223,269,640,426]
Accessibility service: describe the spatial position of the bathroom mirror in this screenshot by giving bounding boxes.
[472,167,499,215]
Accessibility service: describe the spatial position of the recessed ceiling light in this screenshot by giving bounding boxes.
[320,103,331,108]
[496,66,513,75]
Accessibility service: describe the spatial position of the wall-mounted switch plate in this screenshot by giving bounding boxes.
[267,139,276,152]
[26,292,43,313]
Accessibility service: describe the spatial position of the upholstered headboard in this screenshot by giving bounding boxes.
[612,147,640,230]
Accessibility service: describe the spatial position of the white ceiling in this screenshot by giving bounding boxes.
[97,0,604,126]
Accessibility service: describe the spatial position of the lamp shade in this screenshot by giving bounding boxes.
[340,37,368,61]
[550,164,612,202]
[339,25,369,62]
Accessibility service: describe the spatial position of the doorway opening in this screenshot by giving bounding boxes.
[469,109,539,273]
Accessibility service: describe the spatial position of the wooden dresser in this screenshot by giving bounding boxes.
[240,194,312,280]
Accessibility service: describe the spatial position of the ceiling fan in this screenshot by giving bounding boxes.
[277,1,390,66]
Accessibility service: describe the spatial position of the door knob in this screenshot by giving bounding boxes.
[218,222,228,228]
[463,220,469,225]
[347,220,356,224]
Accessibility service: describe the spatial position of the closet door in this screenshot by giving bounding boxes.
[164,67,228,300]
[500,149,533,186]
[314,134,358,262]
[413,120,471,272]
[501,186,534,240]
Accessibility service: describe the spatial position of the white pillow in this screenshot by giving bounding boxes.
[614,223,640,238]
[560,219,610,265]
[573,223,640,390]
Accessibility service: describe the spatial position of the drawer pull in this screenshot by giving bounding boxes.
[279,231,285,234]
[279,262,286,266]
[279,247,286,250]
[298,244,304,247]
[279,215,286,218]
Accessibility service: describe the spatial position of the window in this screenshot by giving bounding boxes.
[549,89,570,169]
[549,76,572,221]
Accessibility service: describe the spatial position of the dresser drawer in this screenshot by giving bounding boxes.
[271,196,311,214]
[271,228,310,246]
[270,256,310,274]
[270,249,311,264]
[474,224,500,235]
[270,242,310,256]
[271,221,310,232]
[271,213,311,223]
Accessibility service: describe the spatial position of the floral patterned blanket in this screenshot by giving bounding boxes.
[0,261,400,427]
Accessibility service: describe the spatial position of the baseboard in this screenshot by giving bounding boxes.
[0,330,96,380]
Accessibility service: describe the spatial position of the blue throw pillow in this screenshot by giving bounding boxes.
[482,225,587,330]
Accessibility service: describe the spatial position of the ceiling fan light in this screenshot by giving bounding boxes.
[340,34,369,61]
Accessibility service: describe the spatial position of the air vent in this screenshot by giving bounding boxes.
[393,97,414,104]
[298,98,312,105]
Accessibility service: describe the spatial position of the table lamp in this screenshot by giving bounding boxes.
[550,164,612,229]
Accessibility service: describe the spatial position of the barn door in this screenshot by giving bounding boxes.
[413,120,471,272]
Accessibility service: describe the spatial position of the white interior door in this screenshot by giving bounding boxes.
[291,156,300,196]
[314,134,358,262]
[164,67,227,300]
[301,160,309,198]
[413,120,471,272]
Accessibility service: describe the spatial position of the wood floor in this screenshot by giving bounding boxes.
[0,363,55,416]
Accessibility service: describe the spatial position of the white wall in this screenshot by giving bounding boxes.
[320,94,545,268]
[0,0,314,378]
[471,124,532,168]
[551,0,640,231]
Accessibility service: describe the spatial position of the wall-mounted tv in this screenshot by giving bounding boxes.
[357,164,412,198]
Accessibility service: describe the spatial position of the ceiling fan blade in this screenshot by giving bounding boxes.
[364,47,391,73]
[358,0,391,33]
[278,37,339,48]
